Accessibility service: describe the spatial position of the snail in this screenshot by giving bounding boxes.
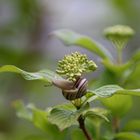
[53,77,87,101]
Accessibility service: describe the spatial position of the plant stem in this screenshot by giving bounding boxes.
[112,117,120,133]
[78,115,93,140]
[117,47,123,64]
[95,122,100,140]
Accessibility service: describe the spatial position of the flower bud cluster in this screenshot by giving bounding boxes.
[104,25,134,49]
[56,52,97,81]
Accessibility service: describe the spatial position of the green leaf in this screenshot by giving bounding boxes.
[88,85,122,98]
[131,50,140,63]
[88,85,140,98]
[13,100,51,132]
[114,132,140,140]
[94,85,123,97]
[87,85,140,117]
[0,65,63,85]
[71,128,86,140]
[82,93,98,106]
[89,68,118,89]
[124,63,140,88]
[83,108,109,122]
[27,104,49,132]
[123,120,140,132]
[123,51,140,88]
[13,100,32,121]
[102,59,132,74]
[86,85,140,117]
[100,94,132,117]
[24,135,48,140]
[48,103,89,130]
[117,89,140,96]
[51,29,111,59]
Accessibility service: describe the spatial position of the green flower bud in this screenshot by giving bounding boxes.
[104,25,135,50]
[56,52,97,81]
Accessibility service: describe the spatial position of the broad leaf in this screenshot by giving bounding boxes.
[83,108,109,122]
[88,85,122,98]
[87,85,140,117]
[94,85,122,97]
[114,132,140,140]
[51,29,111,59]
[123,120,140,132]
[0,65,63,85]
[88,85,140,98]
[48,103,89,130]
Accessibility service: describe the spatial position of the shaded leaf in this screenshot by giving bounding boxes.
[114,132,140,140]
[51,29,111,59]
[0,65,63,85]
[48,103,89,130]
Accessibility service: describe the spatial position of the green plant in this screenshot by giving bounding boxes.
[0,25,140,140]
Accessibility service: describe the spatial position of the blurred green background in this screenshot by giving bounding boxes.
[0,0,140,140]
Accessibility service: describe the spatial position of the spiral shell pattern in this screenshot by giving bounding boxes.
[62,77,88,100]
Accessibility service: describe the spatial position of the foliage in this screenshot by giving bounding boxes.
[0,25,140,140]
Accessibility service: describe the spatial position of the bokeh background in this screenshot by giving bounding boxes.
[0,0,140,139]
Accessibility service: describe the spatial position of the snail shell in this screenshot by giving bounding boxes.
[62,77,88,100]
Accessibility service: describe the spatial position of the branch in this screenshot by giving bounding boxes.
[78,115,93,140]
